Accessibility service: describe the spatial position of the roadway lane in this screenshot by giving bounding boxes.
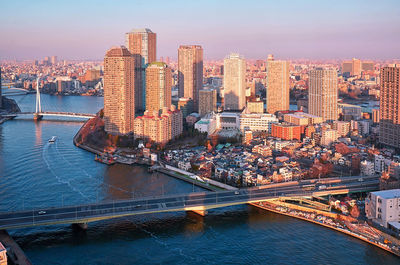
[0,180,379,230]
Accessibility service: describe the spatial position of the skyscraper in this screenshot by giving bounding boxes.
[352,58,362,76]
[145,62,172,114]
[380,65,400,148]
[50,56,57,65]
[125,28,157,111]
[103,46,135,134]
[198,88,217,116]
[342,58,370,76]
[266,56,289,114]
[178,45,203,110]
[223,53,246,111]
[308,68,338,121]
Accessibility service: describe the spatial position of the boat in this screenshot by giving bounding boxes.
[49,136,57,143]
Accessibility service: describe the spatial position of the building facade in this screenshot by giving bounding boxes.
[320,129,338,147]
[145,62,172,115]
[380,65,400,148]
[240,113,278,133]
[103,46,135,134]
[125,28,157,111]
[365,189,400,228]
[198,88,217,116]
[271,123,301,141]
[223,53,246,111]
[246,98,264,114]
[178,45,203,110]
[308,68,338,121]
[134,106,182,144]
[266,57,289,114]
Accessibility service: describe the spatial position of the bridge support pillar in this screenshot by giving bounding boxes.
[33,113,43,121]
[190,210,208,216]
[73,223,88,230]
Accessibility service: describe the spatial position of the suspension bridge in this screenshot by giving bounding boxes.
[3,77,96,120]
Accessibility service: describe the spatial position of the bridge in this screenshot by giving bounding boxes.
[15,111,96,119]
[2,87,34,96]
[1,82,18,89]
[4,77,96,120]
[0,177,379,230]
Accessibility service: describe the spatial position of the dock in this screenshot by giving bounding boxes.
[0,230,32,265]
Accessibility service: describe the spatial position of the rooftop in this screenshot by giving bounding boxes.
[105,46,132,57]
[148,62,168,68]
[127,28,153,34]
[371,189,400,199]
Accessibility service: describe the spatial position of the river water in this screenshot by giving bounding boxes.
[0,91,398,264]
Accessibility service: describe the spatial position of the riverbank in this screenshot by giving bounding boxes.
[0,97,21,124]
[0,230,32,265]
[250,201,400,257]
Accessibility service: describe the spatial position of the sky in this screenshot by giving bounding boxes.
[1,0,399,61]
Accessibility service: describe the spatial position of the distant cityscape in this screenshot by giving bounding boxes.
[1,24,400,264]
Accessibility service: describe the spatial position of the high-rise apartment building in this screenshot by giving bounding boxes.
[266,56,290,114]
[178,45,203,110]
[103,46,135,134]
[51,56,57,65]
[362,61,375,72]
[380,65,400,148]
[342,58,374,76]
[308,68,338,121]
[352,58,362,76]
[125,28,157,111]
[342,61,353,75]
[223,53,246,111]
[145,62,171,114]
[134,106,183,144]
[198,88,217,116]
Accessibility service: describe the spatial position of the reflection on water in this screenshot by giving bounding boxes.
[34,121,42,146]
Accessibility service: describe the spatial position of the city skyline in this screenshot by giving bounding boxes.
[1,0,400,61]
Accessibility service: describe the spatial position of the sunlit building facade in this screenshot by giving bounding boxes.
[103,46,135,134]
[125,28,157,111]
[178,45,203,110]
[223,53,246,111]
[266,57,289,114]
[308,68,338,121]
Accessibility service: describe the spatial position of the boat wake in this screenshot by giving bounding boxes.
[54,141,135,199]
[42,142,89,200]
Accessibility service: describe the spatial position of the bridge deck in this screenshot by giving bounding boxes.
[12,111,96,119]
[0,180,378,230]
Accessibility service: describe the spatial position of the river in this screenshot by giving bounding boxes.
[0,91,398,264]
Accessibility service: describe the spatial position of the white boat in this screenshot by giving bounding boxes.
[49,136,57,143]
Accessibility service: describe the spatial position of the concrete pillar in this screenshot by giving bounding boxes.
[73,223,88,230]
[190,210,208,216]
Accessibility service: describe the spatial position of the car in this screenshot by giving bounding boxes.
[234,191,240,195]
[38,211,46,215]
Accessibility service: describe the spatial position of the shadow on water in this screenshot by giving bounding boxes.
[13,204,291,249]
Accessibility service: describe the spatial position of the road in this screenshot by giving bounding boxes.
[0,176,379,230]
